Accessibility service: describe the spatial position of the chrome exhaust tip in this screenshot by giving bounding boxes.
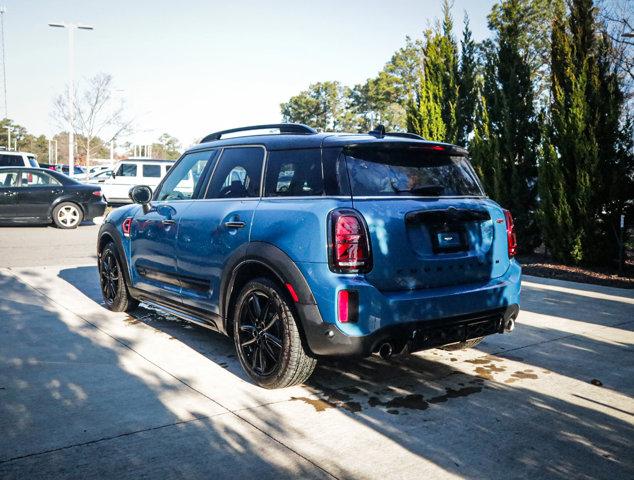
[504,317,515,332]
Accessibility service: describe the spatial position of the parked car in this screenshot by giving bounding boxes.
[100,158,174,204]
[87,165,112,175]
[55,164,87,179]
[85,169,113,184]
[0,151,39,168]
[97,123,521,388]
[0,167,106,228]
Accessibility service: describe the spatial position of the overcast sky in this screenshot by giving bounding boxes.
[5,0,496,148]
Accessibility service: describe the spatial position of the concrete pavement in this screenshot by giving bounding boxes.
[1,263,633,479]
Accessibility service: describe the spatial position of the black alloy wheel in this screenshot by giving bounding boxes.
[233,278,317,388]
[238,289,284,377]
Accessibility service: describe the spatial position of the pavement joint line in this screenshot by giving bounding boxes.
[0,412,227,465]
[3,268,340,480]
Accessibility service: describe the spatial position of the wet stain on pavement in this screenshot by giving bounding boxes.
[428,386,483,404]
[591,378,603,386]
[474,364,506,380]
[369,394,429,411]
[123,316,139,325]
[467,356,503,365]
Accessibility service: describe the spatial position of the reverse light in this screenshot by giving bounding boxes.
[329,210,372,273]
[504,210,517,257]
[122,217,133,237]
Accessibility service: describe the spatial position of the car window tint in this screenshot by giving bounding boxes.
[0,154,22,167]
[0,171,19,187]
[18,171,61,187]
[117,163,137,177]
[265,149,323,197]
[156,151,213,201]
[206,147,264,199]
[143,164,161,178]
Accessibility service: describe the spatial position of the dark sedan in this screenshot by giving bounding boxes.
[0,167,107,228]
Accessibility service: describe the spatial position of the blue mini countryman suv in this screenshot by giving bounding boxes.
[98,123,521,388]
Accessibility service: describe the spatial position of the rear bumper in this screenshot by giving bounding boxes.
[297,259,521,357]
[84,200,107,220]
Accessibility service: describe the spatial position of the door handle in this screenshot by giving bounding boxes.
[162,219,176,226]
[224,221,246,229]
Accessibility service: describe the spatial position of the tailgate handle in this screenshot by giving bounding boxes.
[225,221,246,229]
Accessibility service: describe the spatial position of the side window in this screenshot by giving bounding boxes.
[0,154,21,167]
[156,150,214,201]
[0,171,19,187]
[18,171,61,186]
[206,147,264,199]
[265,149,323,197]
[143,164,161,178]
[116,163,137,177]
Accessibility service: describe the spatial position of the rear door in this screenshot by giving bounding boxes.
[0,170,20,219]
[176,146,265,315]
[130,151,216,302]
[344,145,510,291]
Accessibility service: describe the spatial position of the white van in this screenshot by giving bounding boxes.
[100,158,175,204]
[0,151,39,168]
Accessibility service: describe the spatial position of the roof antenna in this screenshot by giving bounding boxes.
[369,124,386,138]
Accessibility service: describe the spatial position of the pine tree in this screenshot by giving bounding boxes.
[457,14,477,146]
[407,0,459,143]
[479,0,540,252]
[543,0,633,263]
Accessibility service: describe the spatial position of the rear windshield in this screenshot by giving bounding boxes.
[345,147,484,197]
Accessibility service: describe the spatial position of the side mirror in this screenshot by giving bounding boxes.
[129,185,153,213]
[111,171,116,178]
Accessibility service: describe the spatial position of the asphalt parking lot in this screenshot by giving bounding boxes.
[1,226,633,479]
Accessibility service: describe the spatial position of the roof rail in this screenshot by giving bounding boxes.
[387,132,425,140]
[200,123,317,143]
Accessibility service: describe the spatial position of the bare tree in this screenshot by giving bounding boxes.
[52,73,134,164]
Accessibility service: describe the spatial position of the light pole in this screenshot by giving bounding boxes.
[48,22,93,177]
[4,124,9,150]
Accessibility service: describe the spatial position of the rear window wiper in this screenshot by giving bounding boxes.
[390,181,445,196]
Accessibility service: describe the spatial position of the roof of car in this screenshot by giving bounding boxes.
[117,158,174,163]
[190,124,466,154]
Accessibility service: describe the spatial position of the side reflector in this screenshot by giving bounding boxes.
[122,217,132,237]
[337,290,359,323]
[285,283,299,303]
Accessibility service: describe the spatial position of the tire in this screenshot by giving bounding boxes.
[99,242,139,312]
[440,337,484,351]
[52,202,83,229]
[233,277,317,389]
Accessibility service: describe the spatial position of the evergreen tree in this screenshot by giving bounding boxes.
[479,0,541,252]
[407,0,459,142]
[543,0,633,263]
[457,14,477,146]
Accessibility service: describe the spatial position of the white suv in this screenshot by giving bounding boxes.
[100,158,175,204]
[0,151,39,168]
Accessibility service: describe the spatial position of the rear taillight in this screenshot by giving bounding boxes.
[329,209,372,273]
[504,210,516,257]
[92,190,102,197]
[122,217,132,237]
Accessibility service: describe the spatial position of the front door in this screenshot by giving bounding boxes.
[177,146,265,316]
[16,170,63,220]
[0,170,20,220]
[107,162,139,201]
[129,150,216,302]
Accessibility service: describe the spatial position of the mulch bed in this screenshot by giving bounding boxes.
[517,254,633,289]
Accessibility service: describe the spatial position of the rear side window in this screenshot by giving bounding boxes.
[0,154,22,167]
[345,147,484,197]
[18,171,61,186]
[143,164,161,178]
[265,149,323,197]
[117,163,137,177]
[206,147,264,199]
